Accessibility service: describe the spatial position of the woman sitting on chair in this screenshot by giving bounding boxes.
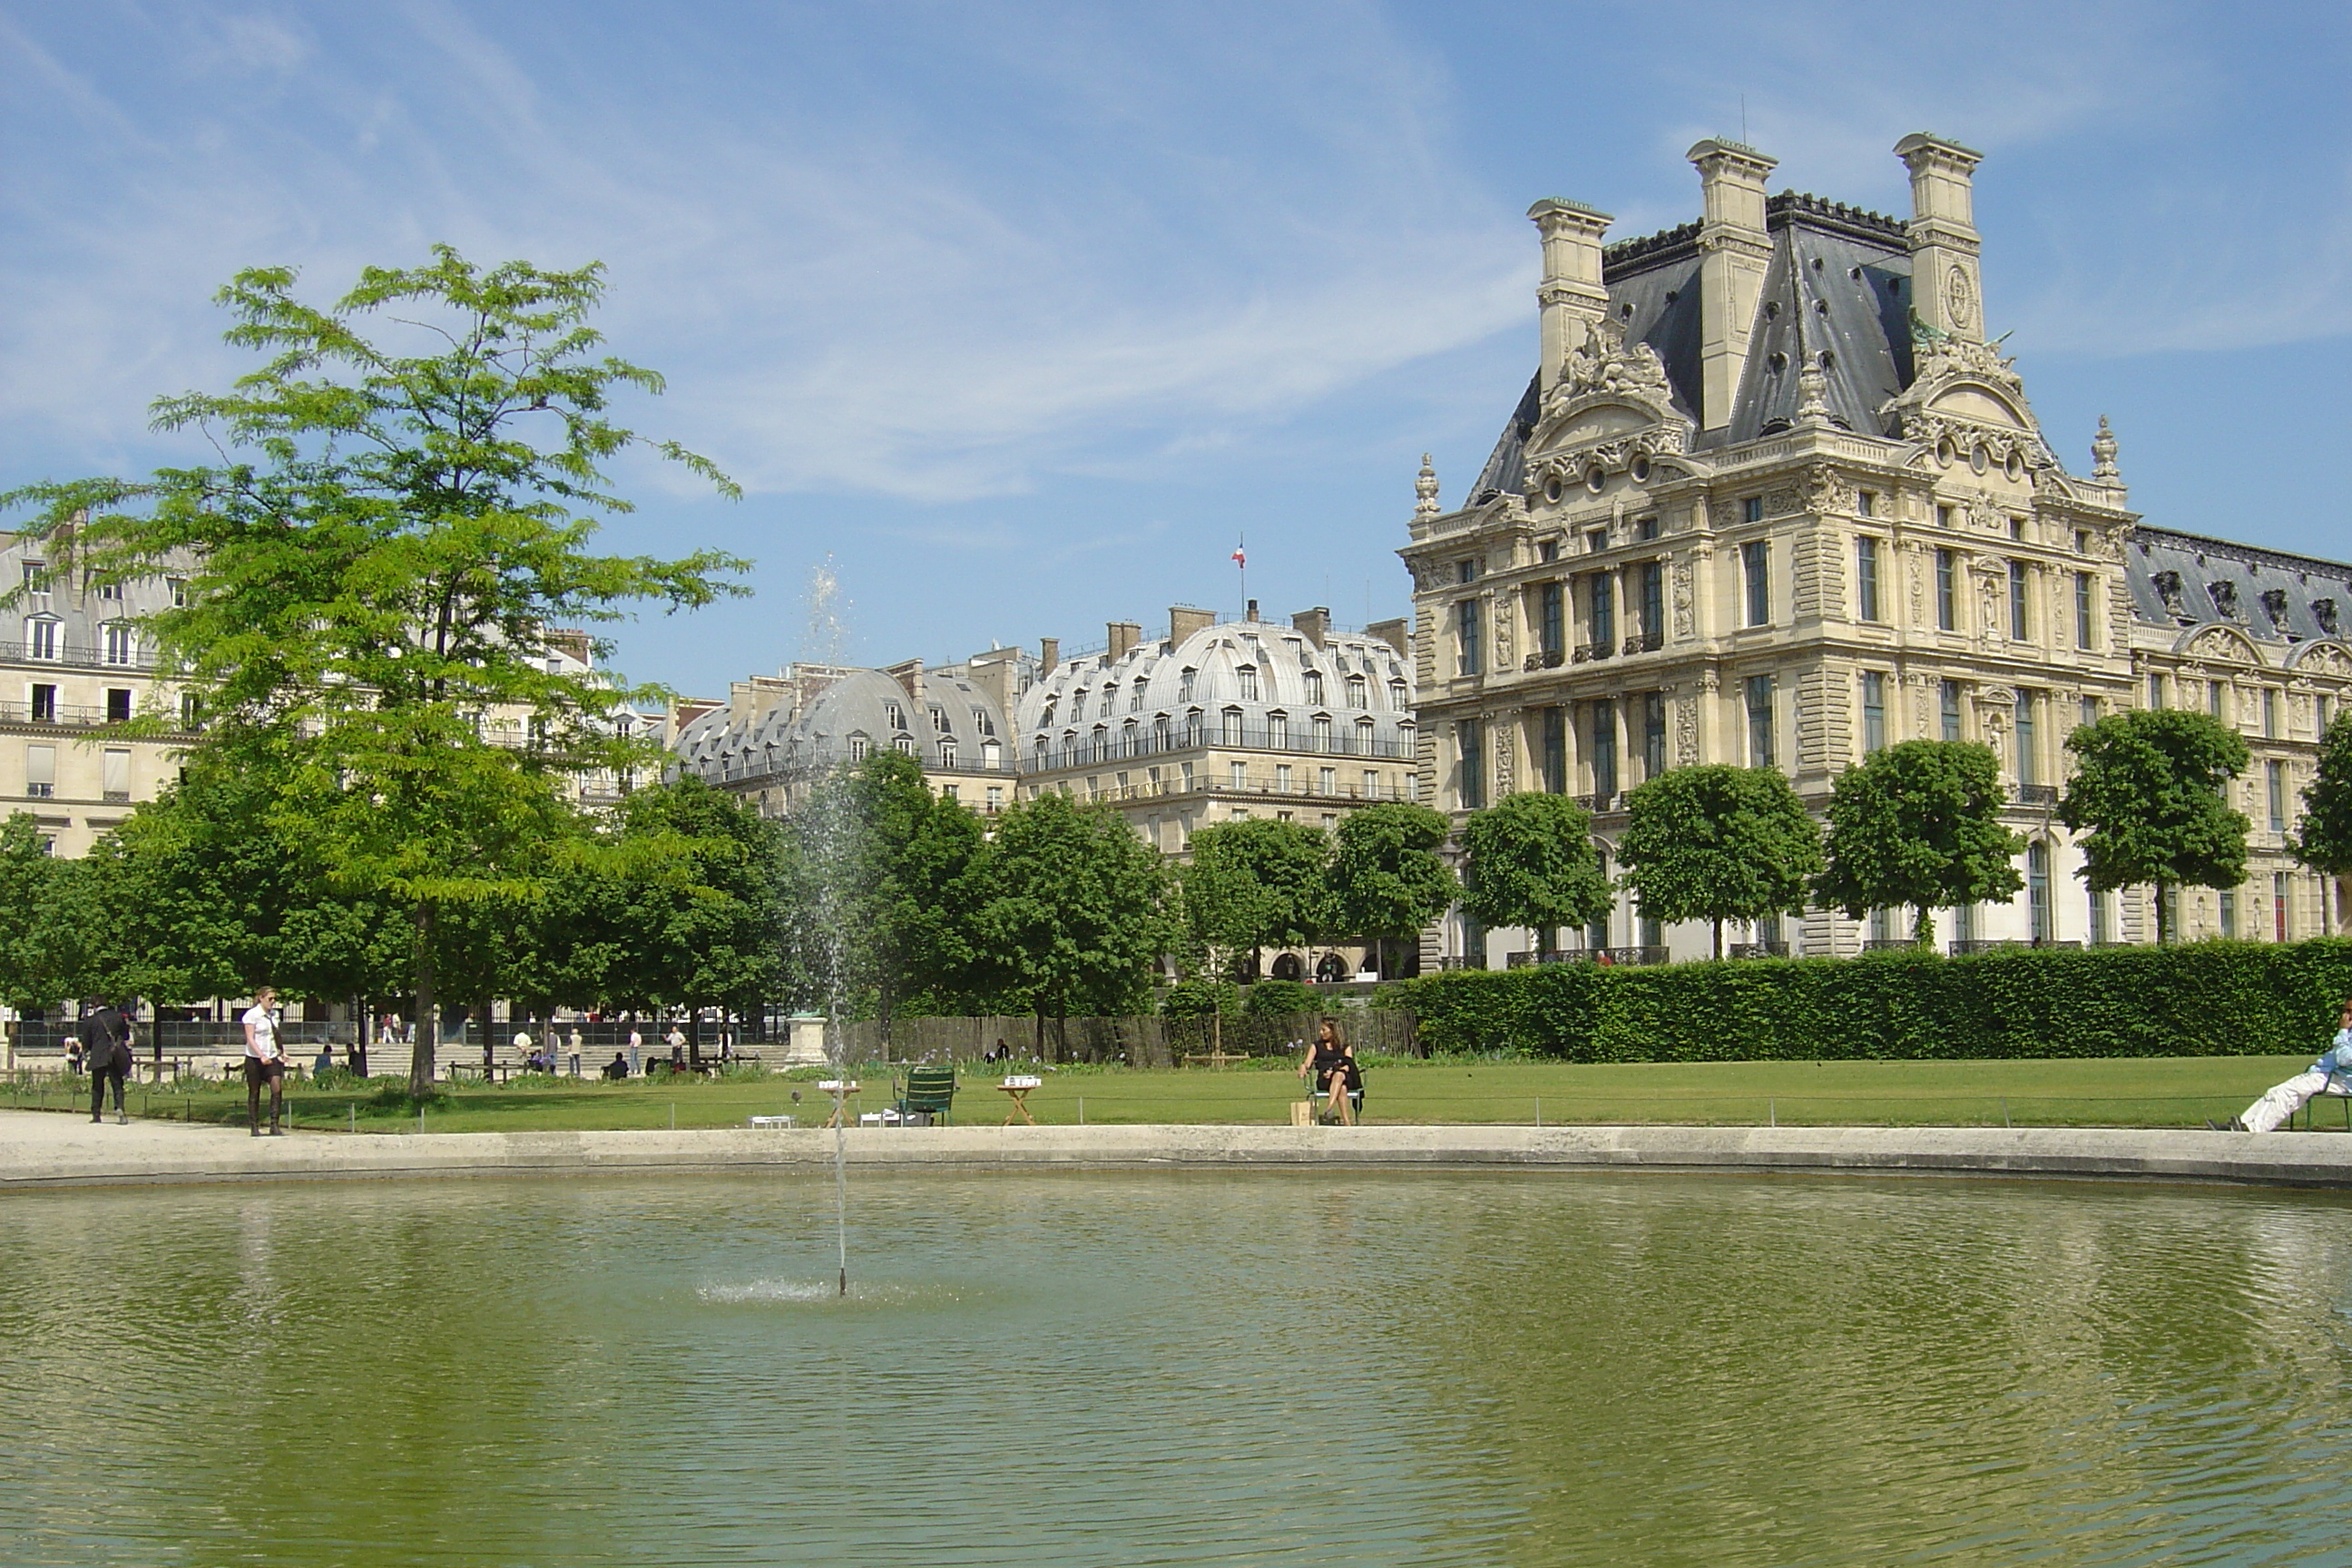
[1298,1017,1359,1127]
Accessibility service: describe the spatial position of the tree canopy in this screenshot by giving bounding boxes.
[1616,765,1822,958]
[2293,710,2352,890]
[4,250,746,1090]
[1179,818,1331,980]
[2058,709,2248,943]
[1813,740,2024,944]
[1326,803,1456,977]
[974,789,1168,1051]
[1457,791,1612,953]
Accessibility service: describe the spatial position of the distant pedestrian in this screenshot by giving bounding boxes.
[64,1037,84,1075]
[627,1025,642,1075]
[312,1043,335,1079]
[603,1051,631,1081]
[242,986,288,1137]
[84,997,132,1125]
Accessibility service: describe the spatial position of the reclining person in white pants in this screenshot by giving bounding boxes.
[2221,997,2352,1132]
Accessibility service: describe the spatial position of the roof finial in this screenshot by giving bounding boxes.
[1795,355,1830,426]
[2091,415,2120,482]
[1414,453,1441,521]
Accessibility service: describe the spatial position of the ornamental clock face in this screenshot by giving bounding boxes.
[1944,263,1975,334]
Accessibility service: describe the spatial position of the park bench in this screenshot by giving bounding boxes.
[895,1066,957,1126]
[1180,1051,1248,1069]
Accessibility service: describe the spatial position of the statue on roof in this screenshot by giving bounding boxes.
[2092,415,2121,482]
[1414,454,1441,522]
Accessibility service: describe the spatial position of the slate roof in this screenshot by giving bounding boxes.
[1469,191,1915,504]
[2124,528,2352,644]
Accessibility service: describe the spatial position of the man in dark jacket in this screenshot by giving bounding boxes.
[85,998,132,1125]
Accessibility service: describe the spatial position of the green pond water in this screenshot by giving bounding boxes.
[7,1170,2352,1566]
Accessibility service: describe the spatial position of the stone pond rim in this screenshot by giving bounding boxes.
[7,1113,2352,1192]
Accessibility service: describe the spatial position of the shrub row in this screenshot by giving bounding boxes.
[1386,940,2352,1063]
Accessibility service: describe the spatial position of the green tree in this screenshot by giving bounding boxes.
[2292,710,2352,920]
[1180,818,1331,980]
[1326,803,1456,979]
[524,775,791,1044]
[1617,765,1822,959]
[792,752,992,1038]
[975,789,1167,1055]
[2058,709,2249,944]
[1814,740,2024,945]
[0,815,86,1013]
[5,250,745,1092]
[1457,791,1612,956]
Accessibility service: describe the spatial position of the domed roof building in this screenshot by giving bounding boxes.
[671,648,1030,817]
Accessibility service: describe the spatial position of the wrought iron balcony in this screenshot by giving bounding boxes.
[1522,648,1567,671]
[1621,631,1664,655]
[2014,783,2059,807]
[1571,642,1613,663]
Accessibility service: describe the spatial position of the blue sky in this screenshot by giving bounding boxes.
[2,1,2347,696]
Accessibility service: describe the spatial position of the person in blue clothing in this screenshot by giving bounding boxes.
[2220,996,2352,1132]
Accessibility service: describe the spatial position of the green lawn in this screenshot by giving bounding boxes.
[11,1054,2330,1134]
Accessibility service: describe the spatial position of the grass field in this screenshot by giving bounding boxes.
[9,1054,2336,1134]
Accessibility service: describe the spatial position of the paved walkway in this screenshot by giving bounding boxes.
[8,1108,2352,1191]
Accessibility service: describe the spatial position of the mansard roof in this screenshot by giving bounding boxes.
[2124,527,2352,645]
[1469,191,1916,504]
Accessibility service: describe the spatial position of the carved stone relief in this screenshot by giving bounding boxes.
[1676,690,1700,766]
[1671,558,1695,640]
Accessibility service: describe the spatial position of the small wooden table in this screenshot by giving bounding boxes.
[817,1080,859,1129]
[997,1075,1041,1126]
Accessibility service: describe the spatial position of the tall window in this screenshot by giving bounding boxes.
[1238,665,1259,701]
[2089,887,2110,946]
[2008,561,2030,641]
[1744,675,1774,768]
[1862,671,1886,755]
[2014,691,2038,787]
[1179,668,1197,703]
[2027,841,2053,943]
[1856,536,1881,622]
[2269,760,2288,833]
[1642,692,1667,779]
[1230,761,1247,789]
[1221,708,1243,745]
[2220,887,2239,940]
[2080,695,2099,730]
[2277,871,2292,942]
[2074,572,2096,649]
[1311,714,1332,751]
[105,688,131,723]
[1638,560,1664,640]
[1346,674,1367,708]
[1458,719,1485,809]
[1539,582,1563,658]
[1941,680,1962,742]
[1318,767,1336,797]
[24,743,54,799]
[1267,712,1289,749]
[24,618,57,661]
[1302,670,1324,705]
[2263,688,2279,739]
[2208,680,2225,720]
[1540,707,1566,794]
[1742,542,1769,627]
[1590,700,1617,803]
[1589,571,1615,649]
[1936,548,1956,632]
[29,684,55,723]
[2149,672,2165,709]
[1455,599,1482,676]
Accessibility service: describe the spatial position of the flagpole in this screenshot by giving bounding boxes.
[1236,533,1247,621]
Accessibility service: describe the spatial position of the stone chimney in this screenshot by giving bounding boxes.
[884,657,926,706]
[1246,598,1259,622]
[1106,620,1142,661]
[1039,637,1059,677]
[965,644,1021,716]
[1291,607,1330,648]
[1168,605,1215,644]
[1527,199,1612,396]
[1687,138,1778,432]
[1895,132,1985,342]
[1366,617,1408,658]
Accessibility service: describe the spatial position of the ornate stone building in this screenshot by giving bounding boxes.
[1404,133,2352,966]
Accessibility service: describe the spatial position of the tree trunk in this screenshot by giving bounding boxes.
[2155,882,2172,944]
[408,902,436,1097]
[1710,917,1723,960]
[1914,906,1935,946]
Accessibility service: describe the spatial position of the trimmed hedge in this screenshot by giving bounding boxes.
[1387,940,2352,1063]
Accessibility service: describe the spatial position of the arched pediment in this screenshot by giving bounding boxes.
[2171,622,2269,664]
[1925,380,2032,431]
[2286,638,2352,677]
[1526,396,1668,457]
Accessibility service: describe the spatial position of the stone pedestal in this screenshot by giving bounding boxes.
[781,1014,830,1066]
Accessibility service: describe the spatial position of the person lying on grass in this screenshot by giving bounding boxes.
[2216,996,2352,1133]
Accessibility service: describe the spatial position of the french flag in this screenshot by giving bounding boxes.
[1231,543,1246,568]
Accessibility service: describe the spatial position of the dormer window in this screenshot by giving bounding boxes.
[931,705,950,732]
[2260,589,2291,632]
[1312,714,1333,750]
[1130,679,1147,712]
[1267,711,1289,748]
[1179,668,1197,703]
[2318,599,2341,636]
[848,733,872,763]
[24,617,58,661]
[938,740,956,769]
[1303,671,1324,705]
[886,701,906,731]
[1388,678,1407,710]
[895,736,916,757]
[1346,674,1367,708]
[1237,666,1259,701]
[972,706,996,737]
[2209,581,2240,621]
[2151,571,2187,619]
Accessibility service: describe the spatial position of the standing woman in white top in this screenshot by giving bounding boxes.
[242,986,287,1137]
